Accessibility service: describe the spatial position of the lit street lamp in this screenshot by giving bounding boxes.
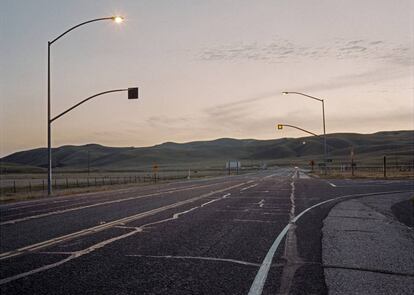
[282,91,328,174]
[47,16,131,195]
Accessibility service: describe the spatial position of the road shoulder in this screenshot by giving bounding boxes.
[322,192,414,295]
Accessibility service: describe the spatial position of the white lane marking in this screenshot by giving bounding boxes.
[327,181,337,187]
[0,189,238,284]
[38,251,74,255]
[126,254,260,267]
[298,172,310,179]
[0,200,71,212]
[0,227,142,285]
[241,183,258,191]
[1,200,103,219]
[0,182,225,226]
[263,173,280,179]
[248,224,291,295]
[258,199,265,208]
[0,183,245,261]
[248,190,412,295]
[201,193,231,208]
[333,183,413,188]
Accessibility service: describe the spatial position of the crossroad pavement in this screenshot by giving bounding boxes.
[0,168,412,294]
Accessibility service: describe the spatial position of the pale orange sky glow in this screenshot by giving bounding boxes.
[1,0,413,157]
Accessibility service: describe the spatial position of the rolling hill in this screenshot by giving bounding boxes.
[1,130,413,172]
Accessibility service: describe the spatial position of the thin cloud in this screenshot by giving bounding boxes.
[199,38,413,65]
[199,65,411,124]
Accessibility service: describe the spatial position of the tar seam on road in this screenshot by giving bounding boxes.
[323,265,414,277]
[125,255,261,267]
[247,189,413,295]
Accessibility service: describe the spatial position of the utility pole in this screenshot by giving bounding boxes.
[87,151,90,176]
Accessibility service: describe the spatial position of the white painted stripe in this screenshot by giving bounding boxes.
[241,184,258,191]
[0,188,239,284]
[248,190,412,295]
[298,172,310,179]
[248,223,291,295]
[327,181,337,187]
[0,182,222,226]
[0,182,246,260]
[126,254,260,267]
[0,227,141,285]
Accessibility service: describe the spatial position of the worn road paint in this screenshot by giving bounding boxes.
[0,182,226,226]
[241,183,258,191]
[0,182,246,260]
[247,190,412,295]
[126,254,261,267]
[0,189,240,284]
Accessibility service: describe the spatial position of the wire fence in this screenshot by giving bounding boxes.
[315,164,414,178]
[0,174,188,195]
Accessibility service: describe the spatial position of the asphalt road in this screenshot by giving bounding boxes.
[0,168,412,294]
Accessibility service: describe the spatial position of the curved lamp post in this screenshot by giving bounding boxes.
[47,16,130,195]
[282,91,327,174]
[276,123,319,137]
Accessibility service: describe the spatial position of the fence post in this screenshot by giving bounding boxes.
[13,180,17,193]
[383,156,387,178]
[66,178,69,188]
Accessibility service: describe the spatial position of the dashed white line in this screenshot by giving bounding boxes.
[241,183,258,191]
[126,254,260,267]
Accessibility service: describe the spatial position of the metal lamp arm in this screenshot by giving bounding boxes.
[288,92,323,102]
[49,17,115,45]
[280,124,319,137]
[50,89,127,123]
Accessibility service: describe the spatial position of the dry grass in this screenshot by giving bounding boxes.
[313,169,414,179]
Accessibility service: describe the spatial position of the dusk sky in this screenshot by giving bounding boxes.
[1,0,413,157]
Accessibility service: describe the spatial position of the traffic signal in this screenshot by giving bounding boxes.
[128,87,139,99]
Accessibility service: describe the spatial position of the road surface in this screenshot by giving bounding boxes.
[0,168,412,294]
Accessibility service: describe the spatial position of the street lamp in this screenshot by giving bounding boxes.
[282,91,328,174]
[47,16,127,195]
